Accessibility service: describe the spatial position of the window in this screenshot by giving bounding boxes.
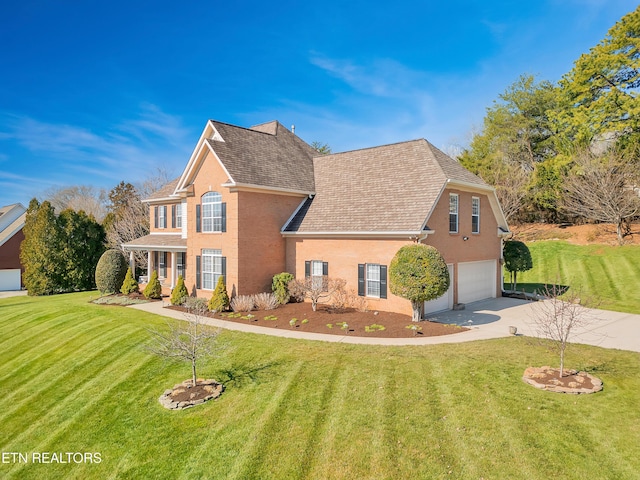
[175,203,182,228]
[202,249,223,290]
[202,192,223,232]
[449,194,459,233]
[158,251,167,278]
[358,263,387,298]
[158,206,166,229]
[177,252,186,279]
[472,197,480,234]
[311,260,324,290]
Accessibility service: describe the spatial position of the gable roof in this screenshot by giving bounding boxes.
[283,139,506,235]
[144,177,181,203]
[172,120,316,198]
[0,203,27,248]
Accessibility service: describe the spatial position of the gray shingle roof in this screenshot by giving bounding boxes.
[284,139,488,233]
[146,177,181,202]
[207,120,316,192]
[122,234,186,249]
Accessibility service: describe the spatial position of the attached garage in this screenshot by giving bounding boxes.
[457,260,497,305]
[0,269,21,291]
[424,264,454,315]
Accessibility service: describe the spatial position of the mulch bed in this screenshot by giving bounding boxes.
[522,366,603,394]
[168,302,468,338]
[159,379,224,410]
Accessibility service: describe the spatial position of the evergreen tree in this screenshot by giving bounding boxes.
[208,276,230,312]
[121,267,140,295]
[170,275,188,305]
[143,270,163,299]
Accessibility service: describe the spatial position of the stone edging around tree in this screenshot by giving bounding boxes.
[159,379,224,410]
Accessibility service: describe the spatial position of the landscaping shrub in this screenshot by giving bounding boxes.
[170,275,188,305]
[230,294,255,312]
[120,267,140,295]
[208,276,230,312]
[143,270,163,299]
[254,292,278,310]
[95,249,129,294]
[272,272,294,304]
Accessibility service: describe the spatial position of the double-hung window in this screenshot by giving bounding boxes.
[202,249,223,290]
[311,260,325,290]
[358,263,387,298]
[471,197,480,234]
[158,251,167,278]
[202,192,223,232]
[449,194,459,233]
[176,252,186,279]
[158,206,166,229]
[175,203,182,228]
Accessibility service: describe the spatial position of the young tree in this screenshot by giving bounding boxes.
[272,272,294,305]
[146,297,223,387]
[530,284,600,378]
[389,244,450,322]
[288,277,345,312]
[503,240,533,291]
[562,149,640,244]
[121,267,140,295]
[143,270,163,299]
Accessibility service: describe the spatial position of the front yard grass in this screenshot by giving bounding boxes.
[506,241,640,313]
[1,292,639,479]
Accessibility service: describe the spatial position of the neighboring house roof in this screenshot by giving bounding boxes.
[0,203,27,248]
[122,234,187,251]
[172,120,316,199]
[283,139,505,235]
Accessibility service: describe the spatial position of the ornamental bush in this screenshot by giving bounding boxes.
[120,267,139,295]
[208,276,230,312]
[503,240,533,291]
[95,249,129,295]
[272,272,294,304]
[143,270,163,299]
[389,244,450,322]
[170,275,188,305]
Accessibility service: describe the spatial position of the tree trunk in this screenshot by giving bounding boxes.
[616,221,624,245]
[192,359,197,387]
[513,271,518,291]
[411,301,424,322]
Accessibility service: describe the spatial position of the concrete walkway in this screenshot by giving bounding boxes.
[129,297,640,352]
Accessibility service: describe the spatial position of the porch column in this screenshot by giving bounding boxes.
[129,251,135,274]
[147,251,152,277]
[171,251,177,288]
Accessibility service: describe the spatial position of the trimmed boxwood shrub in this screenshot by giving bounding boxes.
[95,249,129,294]
[143,270,163,299]
[170,275,188,305]
[120,267,140,295]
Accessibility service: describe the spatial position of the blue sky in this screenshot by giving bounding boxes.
[0,0,635,208]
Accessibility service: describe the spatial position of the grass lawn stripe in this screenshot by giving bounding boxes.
[0,322,138,422]
[225,360,305,480]
[1,333,149,455]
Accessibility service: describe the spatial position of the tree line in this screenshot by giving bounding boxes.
[459,6,640,242]
[21,168,172,295]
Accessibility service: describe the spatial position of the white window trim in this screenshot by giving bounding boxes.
[449,193,459,234]
[472,196,480,234]
[202,192,223,233]
[158,206,166,229]
[202,249,222,290]
[366,263,381,298]
[175,203,182,229]
[311,260,324,290]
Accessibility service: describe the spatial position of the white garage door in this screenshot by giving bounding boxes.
[0,269,21,291]
[424,264,454,315]
[458,260,497,305]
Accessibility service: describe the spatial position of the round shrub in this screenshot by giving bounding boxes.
[95,249,129,294]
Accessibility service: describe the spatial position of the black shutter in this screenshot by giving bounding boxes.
[196,255,201,289]
[221,256,227,282]
[196,204,201,233]
[358,264,365,296]
[153,251,158,274]
[305,261,311,278]
[221,202,227,232]
[154,206,158,228]
[322,262,328,276]
[380,265,388,299]
[171,205,176,228]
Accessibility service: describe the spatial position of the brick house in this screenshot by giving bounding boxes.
[0,203,27,291]
[124,119,510,317]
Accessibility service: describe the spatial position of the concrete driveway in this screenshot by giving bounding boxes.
[0,290,27,299]
[430,297,640,353]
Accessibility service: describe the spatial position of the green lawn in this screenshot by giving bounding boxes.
[506,241,640,313]
[1,292,640,479]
